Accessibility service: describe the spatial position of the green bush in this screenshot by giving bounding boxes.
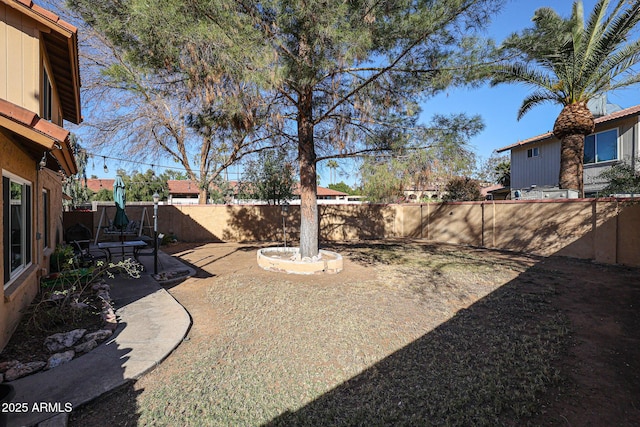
[50,244,75,273]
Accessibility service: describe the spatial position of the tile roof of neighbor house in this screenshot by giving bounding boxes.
[215,180,348,197]
[496,104,640,153]
[168,180,200,194]
[85,178,115,193]
[311,185,349,197]
[480,184,505,197]
[2,0,82,124]
[86,179,349,197]
[0,98,77,175]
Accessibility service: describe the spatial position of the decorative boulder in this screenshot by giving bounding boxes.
[46,351,75,369]
[84,329,113,343]
[75,340,97,354]
[44,329,87,353]
[0,360,19,373]
[4,362,46,381]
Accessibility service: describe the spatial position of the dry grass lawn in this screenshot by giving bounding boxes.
[69,241,640,426]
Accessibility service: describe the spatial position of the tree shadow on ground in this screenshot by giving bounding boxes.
[8,323,138,427]
[319,204,391,241]
[264,253,640,426]
[68,382,143,426]
[223,205,297,243]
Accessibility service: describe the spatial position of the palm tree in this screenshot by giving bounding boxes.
[494,160,511,187]
[491,0,640,196]
[326,160,339,185]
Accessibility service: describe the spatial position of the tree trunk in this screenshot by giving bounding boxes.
[558,134,585,195]
[298,88,318,258]
[553,102,595,198]
[198,188,208,204]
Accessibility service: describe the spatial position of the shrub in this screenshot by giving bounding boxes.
[442,177,483,202]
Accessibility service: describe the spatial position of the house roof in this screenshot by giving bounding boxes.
[2,0,82,124]
[311,185,348,197]
[86,178,349,198]
[85,178,115,193]
[0,98,77,175]
[85,179,205,195]
[496,104,640,153]
[481,184,506,197]
[168,180,200,195]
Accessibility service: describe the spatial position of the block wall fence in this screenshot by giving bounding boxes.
[68,198,640,268]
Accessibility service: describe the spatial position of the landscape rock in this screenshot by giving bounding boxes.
[70,301,89,310]
[4,361,46,381]
[152,269,190,284]
[84,329,113,343]
[103,321,118,331]
[91,282,110,292]
[74,340,97,354]
[44,329,87,353]
[101,306,116,323]
[44,293,65,302]
[46,351,75,369]
[0,360,19,373]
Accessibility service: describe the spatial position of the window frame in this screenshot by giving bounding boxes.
[584,128,619,165]
[42,188,50,249]
[42,67,52,121]
[3,172,33,288]
[527,147,540,158]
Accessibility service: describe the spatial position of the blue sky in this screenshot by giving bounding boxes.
[85,0,639,187]
[325,0,639,187]
[418,0,639,159]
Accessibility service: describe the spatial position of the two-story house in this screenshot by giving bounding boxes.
[1,0,80,350]
[497,104,640,199]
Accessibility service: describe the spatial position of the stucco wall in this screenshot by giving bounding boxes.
[89,198,640,269]
[1,138,65,350]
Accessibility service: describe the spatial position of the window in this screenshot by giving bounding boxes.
[3,174,32,287]
[584,129,618,164]
[527,147,539,158]
[43,189,49,249]
[42,68,52,121]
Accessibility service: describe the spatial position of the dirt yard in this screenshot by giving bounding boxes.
[69,241,640,426]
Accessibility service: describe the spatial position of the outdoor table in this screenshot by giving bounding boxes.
[97,240,147,262]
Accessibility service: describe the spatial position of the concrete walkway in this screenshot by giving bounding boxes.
[6,250,193,427]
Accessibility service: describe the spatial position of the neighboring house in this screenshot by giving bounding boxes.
[167,179,200,204]
[481,184,510,200]
[85,178,349,204]
[403,186,444,202]
[1,0,81,350]
[312,185,349,202]
[85,179,202,204]
[403,180,448,201]
[497,105,640,198]
[232,181,349,204]
[85,178,114,194]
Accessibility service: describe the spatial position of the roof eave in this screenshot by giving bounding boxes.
[0,100,77,175]
[496,104,640,153]
[4,0,82,124]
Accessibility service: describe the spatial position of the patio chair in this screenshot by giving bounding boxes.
[103,220,141,237]
[65,223,107,265]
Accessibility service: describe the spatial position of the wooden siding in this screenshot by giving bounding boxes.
[510,139,560,190]
[620,118,638,163]
[0,4,39,113]
[511,115,640,193]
